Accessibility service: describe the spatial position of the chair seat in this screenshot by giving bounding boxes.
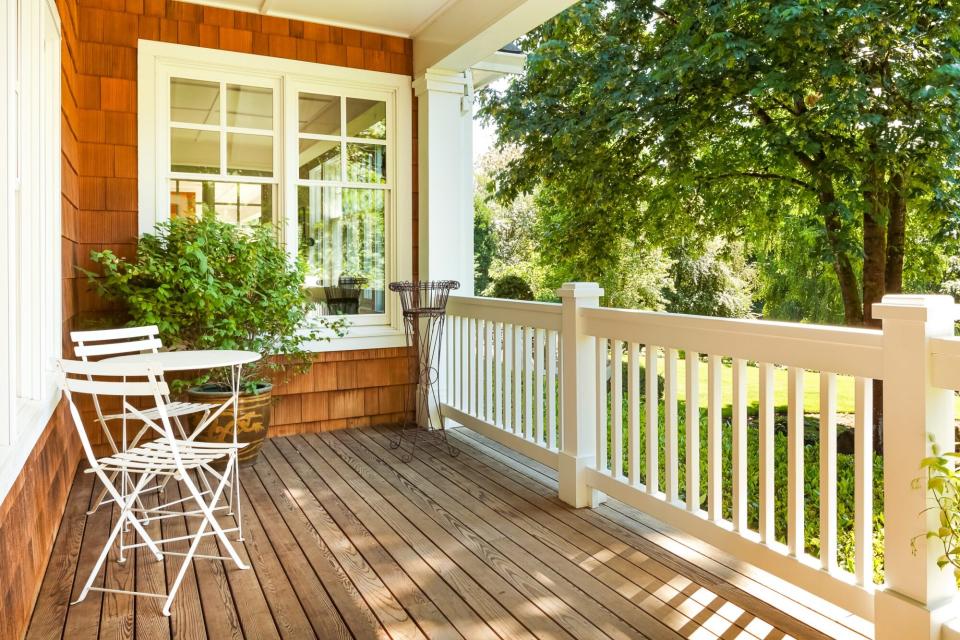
[104,401,218,423]
[92,438,248,473]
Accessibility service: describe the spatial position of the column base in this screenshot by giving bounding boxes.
[874,588,959,640]
[557,452,605,508]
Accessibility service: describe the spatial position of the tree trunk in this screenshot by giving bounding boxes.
[819,185,863,324]
[885,172,907,294]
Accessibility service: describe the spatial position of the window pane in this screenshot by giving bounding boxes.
[227,132,273,177]
[169,179,276,227]
[346,143,386,183]
[299,93,340,135]
[171,128,219,174]
[226,84,273,129]
[299,138,341,180]
[346,98,386,139]
[171,78,219,125]
[298,186,385,316]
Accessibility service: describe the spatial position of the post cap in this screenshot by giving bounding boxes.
[557,282,604,299]
[872,294,957,322]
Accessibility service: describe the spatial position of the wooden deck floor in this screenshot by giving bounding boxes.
[26,426,871,640]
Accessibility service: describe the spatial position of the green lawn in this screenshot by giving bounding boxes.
[649,356,960,415]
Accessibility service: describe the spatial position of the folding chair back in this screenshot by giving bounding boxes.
[58,359,173,472]
[71,325,163,360]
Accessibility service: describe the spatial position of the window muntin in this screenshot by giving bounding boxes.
[167,76,279,227]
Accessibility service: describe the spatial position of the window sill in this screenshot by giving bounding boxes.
[304,323,408,352]
[0,392,62,507]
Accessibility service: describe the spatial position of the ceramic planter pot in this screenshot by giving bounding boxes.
[186,382,272,465]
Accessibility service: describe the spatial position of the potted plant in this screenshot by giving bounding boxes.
[84,213,346,464]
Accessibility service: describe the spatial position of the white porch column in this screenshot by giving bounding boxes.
[873,294,959,640]
[413,69,474,295]
[557,282,603,508]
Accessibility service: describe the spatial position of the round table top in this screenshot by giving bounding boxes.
[102,349,261,372]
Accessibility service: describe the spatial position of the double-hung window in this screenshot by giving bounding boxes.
[139,42,412,348]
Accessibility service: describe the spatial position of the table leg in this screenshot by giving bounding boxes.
[232,363,244,541]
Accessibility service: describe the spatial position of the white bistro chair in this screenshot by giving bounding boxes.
[59,358,250,616]
[71,326,220,514]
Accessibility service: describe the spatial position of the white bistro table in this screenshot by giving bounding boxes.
[102,349,261,540]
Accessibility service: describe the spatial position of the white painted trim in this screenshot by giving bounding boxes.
[0,0,63,506]
[137,40,413,351]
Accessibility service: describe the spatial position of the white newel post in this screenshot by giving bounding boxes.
[873,294,958,640]
[557,282,603,508]
[413,69,474,424]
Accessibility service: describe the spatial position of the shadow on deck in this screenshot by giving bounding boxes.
[26,425,871,639]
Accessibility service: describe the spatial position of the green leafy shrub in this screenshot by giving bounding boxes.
[491,274,535,300]
[84,214,345,392]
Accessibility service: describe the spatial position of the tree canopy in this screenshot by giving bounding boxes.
[480,0,960,325]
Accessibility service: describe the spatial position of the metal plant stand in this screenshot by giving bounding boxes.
[388,280,460,461]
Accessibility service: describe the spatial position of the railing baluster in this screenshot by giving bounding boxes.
[513,323,522,433]
[759,362,775,544]
[596,337,608,473]
[820,371,838,571]
[503,324,512,431]
[547,330,558,449]
[611,340,624,478]
[707,354,722,521]
[854,377,873,586]
[493,322,503,428]
[485,321,494,423]
[473,318,481,417]
[664,348,679,503]
[628,342,641,487]
[685,351,700,512]
[523,326,533,440]
[468,317,476,415]
[646,345,659,495]
[445,315,454,405]
[787,366,805,557]
[461,315,469,412]
[535,329,545,445]
[732,357,747,532]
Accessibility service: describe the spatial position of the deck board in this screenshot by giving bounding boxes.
[26,427,871,640]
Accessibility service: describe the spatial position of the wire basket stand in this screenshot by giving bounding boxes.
[388,280,460,461]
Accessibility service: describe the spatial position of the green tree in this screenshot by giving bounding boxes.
[481,0,960,328]
[474,194,496,293]
[667,237,756,318]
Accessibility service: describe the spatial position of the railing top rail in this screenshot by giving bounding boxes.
[930,336,960,391]
[581,306,884,378]
[446,295,562,331]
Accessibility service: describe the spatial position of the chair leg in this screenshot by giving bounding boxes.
[74,472,156,604]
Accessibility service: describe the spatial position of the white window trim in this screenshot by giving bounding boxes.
[0,0,63,505]
[138,40,413,352]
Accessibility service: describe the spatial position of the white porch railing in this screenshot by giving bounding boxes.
[443,285,960,640]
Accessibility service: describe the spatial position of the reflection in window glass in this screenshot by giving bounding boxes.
[346,143,386,183]
[298,186,385,316]
[299,138,340,180]
[226,84,273,129]
[171,78,219,125]
[171,128,219,173]
[346,98,386,139]
[299,93,340,135]
[227,132,273,176]
[169,179,276,227]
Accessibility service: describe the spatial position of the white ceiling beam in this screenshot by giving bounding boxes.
[412,0,576,75]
